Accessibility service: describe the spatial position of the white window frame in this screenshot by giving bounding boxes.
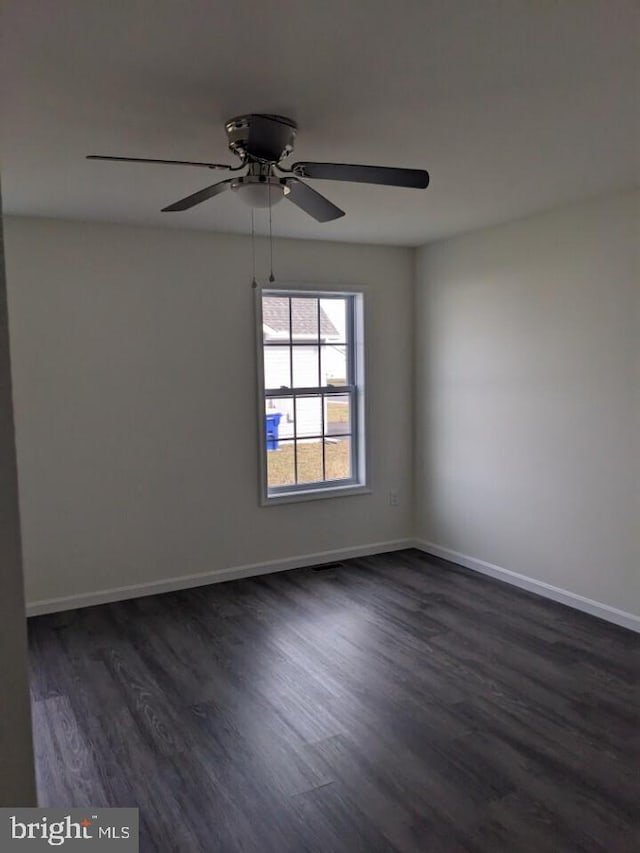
[256,283,369,505]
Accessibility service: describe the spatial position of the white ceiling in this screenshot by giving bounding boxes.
[1,0,638,246]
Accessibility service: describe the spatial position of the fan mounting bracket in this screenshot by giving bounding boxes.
[225,114,297,164]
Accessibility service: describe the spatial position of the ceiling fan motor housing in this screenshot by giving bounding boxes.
[225,114,297,164]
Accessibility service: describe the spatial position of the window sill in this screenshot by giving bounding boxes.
[262,484,371,506]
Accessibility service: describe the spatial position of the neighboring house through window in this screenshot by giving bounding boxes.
[257,287,367,503]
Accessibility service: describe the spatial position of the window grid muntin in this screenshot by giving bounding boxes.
[263,341,349,347]
[317,297,325,478]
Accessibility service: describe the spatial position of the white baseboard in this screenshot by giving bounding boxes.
[413,539,640,633]
[26,537,640,633]
[26,538,414,617]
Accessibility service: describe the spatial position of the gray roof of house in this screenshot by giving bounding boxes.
[263,297,339,338]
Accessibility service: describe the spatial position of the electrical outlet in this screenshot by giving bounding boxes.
[389,490,399,506]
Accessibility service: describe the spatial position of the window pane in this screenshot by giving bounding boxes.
[295,438,323,484]
[291,297,319,342]
[263,346,291,390]
[325,436,352,481]
[292,345,320,388]
[296,396,323,438]
[262,296,290,342]
[320,297,348,342]
[325,394,351,435]
[321,344,348,386]
[261,291,362,500]
[265,398,294,441]
[266,440,295,488]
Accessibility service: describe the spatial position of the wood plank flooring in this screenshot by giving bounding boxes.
[28,549,640,852]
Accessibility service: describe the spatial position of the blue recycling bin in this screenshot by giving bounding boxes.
[265,413,282,450]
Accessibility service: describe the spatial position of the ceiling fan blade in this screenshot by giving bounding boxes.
[162,179,233,212]
[87,155,232,170]
[291,162,429,189]
[283,178,345,222]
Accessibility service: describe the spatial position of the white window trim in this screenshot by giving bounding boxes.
[255,282,369,506]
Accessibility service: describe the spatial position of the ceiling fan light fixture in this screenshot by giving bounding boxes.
[230,175,289,208]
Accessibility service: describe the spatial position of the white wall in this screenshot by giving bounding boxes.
[0,195,36,805]
[415,190,639,617]
[4,217,414,607]
[6,191,638,622]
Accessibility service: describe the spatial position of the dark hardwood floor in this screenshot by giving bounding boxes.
[28,549,639,852]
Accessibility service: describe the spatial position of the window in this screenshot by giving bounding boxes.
[257,287,367,503]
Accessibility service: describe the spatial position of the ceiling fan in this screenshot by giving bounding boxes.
[87,114,429,222]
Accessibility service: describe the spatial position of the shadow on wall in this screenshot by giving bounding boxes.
[0,184,37,806]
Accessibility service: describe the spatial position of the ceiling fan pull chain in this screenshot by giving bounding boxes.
[251,207,258,288]
[268,179,275,282]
